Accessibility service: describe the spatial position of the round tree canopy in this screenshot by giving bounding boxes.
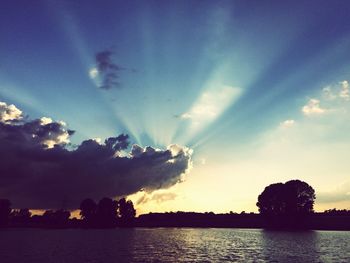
[256,180,315,216]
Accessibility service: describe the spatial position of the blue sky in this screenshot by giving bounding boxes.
[1,0,350,212]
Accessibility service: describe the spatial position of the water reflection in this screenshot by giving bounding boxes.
[261,230,321,262]
[0,228,349,262]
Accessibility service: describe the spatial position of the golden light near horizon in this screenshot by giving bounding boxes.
[0,0,349,216]
[1,1,350,262]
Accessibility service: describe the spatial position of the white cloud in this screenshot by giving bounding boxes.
[43,132,70,149]
[280,119,295,128]
[58,120,67,126]
[339,80,350,100]
[0,101,23,123]
[181,85,241,134]
[182,86,241,122]
[180,112,192,119]
[40,117,53,125]
[322,81,350,101]
[89,67,99,79]
[88,67,103,88]
[92,137,102,144]
[302,98,326,116]
[322,86,336,100]
[340,80,349,89]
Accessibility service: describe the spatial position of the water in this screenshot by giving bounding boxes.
[0,228,349,262]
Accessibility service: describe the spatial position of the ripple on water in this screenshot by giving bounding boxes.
[0,228,349,262]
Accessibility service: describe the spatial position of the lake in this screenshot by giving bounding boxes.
[0,228,349,262]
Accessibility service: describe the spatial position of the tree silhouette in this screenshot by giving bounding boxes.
[97,197,118,227]
[18,208,31,219]
[256,183,286,216]
[283,180,315,215]
[0,199,11,226]
[80,198,97,223]
[257,180,315,228]
[10,208,31,224]
[79,197,136,227]
[324,209,350,216]
[42,209,71,226]
[118,198,136,221]
[257,180,315,216]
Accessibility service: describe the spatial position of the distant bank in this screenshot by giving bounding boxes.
[3,212,350,231]
[134,212,350,231]
[1,180,349,231]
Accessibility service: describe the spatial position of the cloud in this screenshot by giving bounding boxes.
[302,98,326,116]
[180,85,241,136]
[0,102,23,123]
[303,80,350,118]
[322,86,337,100]
[181,86,239,121]
[136,192,177,205]
[90,49,124,90]
[322,80,350,101]
[0,102,193,209]
[89,67,99,79]
[339,80,350,100]
[0,102,72,149]
[180,112,192,119]
[152,192,177,203]
[280,119,295,128]
[29,117,73,149]
[317,182,350,204]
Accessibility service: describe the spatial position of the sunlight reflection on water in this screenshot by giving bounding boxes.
[0,228,349,262]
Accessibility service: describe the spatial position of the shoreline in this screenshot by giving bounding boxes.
[2,213,349,231]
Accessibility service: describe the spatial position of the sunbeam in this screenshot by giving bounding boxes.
[1,0,350,218]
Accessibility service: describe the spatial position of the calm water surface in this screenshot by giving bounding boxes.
[0,228,349,262]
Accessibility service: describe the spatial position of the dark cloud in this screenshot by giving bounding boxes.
[94,49,124,90]
[0,102,192,209]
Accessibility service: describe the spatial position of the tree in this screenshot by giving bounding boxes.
[257,180,315,216]
[284,180,315,215]
[0,199,11,226]
[97,197,118,227]
[324,209,350,216]
[42,209,71,226]
[79,197,136,228]
[118,198,136,220]
[18,208,32,219]
[10,208,32,224]
[80,198,97,223]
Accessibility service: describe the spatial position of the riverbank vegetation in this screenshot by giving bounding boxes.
[1,180,349,230]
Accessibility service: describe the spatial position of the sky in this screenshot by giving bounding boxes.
[1,0,350,214]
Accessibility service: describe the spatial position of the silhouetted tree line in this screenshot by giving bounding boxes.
[136,180,349,230]
[80,197,136,228]
[323,208,350,216]
[0,197,135,228]
[135,211,263,228]
[1,179,349,230]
